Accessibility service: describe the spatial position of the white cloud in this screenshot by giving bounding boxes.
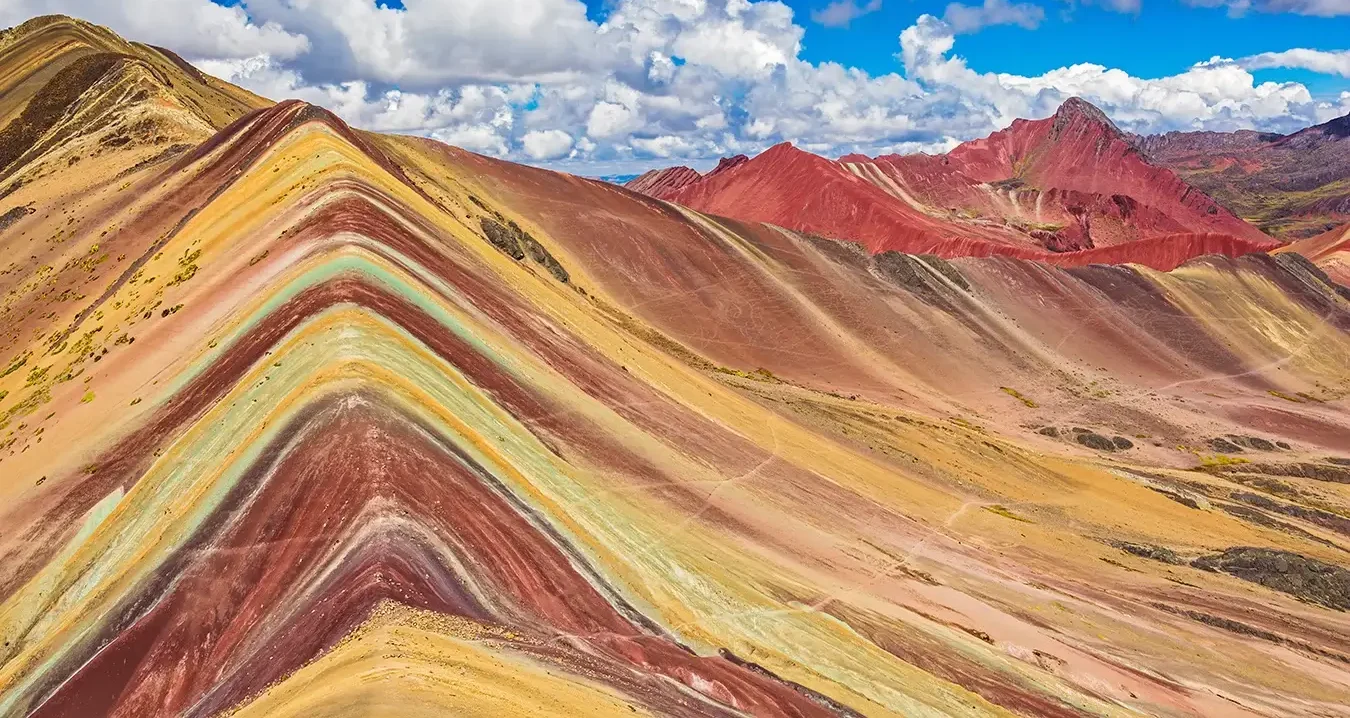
[522,129,575,159]
[1082,0,1143,13]
[0,0,308,59]
[586,101,640,139]
[896,15,1331,136]
[1236,48,1350,78]
[811,0,882,28]
[631,134,705,157]
[1186,0,1350,16]
[662,0,801,80]
[942,0,1045,34]
[240,0,606,87]
[433,124,511,156]
[1321,91,1350,122]
[6,0,1348,174]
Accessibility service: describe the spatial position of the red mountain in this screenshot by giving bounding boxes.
[626,154,749,196]
[940,98,1267,243]
[629,98,1278,269]
[625,165,700,196]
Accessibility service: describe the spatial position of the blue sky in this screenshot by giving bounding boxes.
[802,2,1348,95]
[598,0,1349,98]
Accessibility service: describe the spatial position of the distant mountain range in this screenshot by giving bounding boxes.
[1136,114,1350,238]
[593,173,641,185]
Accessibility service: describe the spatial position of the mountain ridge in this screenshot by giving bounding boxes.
[0,14,269,203]
[631,97,1278,268]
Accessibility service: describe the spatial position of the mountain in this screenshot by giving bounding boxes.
[1138,112,1350,238]
[0,15,267,193]
[624,164,700,195]
[632,98,1276,270]
[2,15,1350,718]
[939,98,1269,243]
[626,155,750,197]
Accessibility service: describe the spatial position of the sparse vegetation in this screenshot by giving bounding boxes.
[999,386,1037,408]
[1198,453,1250,467]
[0,351,31,378]
[984,504,1031,523]
[166,248,201,286]
[715,366,780,383]
[0,53,125,173]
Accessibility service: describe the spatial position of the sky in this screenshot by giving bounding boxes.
[2,0,1348,176]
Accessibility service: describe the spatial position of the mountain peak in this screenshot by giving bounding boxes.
[709,154,748,176]
[624,165,701,196]
[758,141,831,167]
[1051,97,1122,138]
[1055,97,1109,121]
[0,14,125,52]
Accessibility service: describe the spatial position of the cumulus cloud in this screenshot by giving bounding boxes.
[1236,48,1350,77]
[942,0,1045,33]
[1322,91,1350,122]
[1187,0,1350,16]
[197,53,525,153]
[522,129,575,159]
[6,0,1349,173]
[240,0,605,88]
[811,0,882,28]
[898,15,1329,135]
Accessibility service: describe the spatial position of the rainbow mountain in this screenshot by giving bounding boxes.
[1,15,1350,718]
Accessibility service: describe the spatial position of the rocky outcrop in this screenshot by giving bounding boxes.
[1192,548,1350,611]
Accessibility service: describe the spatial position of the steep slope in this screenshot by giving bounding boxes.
[2,15,1350,718]
[0,15,266,130]
[632,99,1275,268]
[1139,113,1350,239]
